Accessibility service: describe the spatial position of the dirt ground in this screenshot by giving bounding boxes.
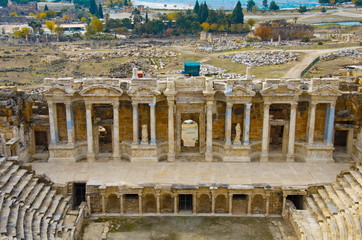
[82,216,297,240]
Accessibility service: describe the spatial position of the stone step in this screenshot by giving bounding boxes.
[350,170,362,187]
[31,185,51,210]
[337,180,360,203]
[324,185,346,212]
[39,190,56,214]
[343,174,362,198]
[0,165,19,188]
[18,178,38,203]
[0,157,7,167]
[317,188,338,215]
[2,169,27,194]
[311,193,331,219]
[24,209,35,240]
[6,203,19,237]
[45,195,63,219]
[0,198,13,234]
[10,173,33,198]
[40,217,51,240]
[47,222,56,240]
[0,161,14,177]
[53,196,70,222]
[0,194,5,214]
[16,205,26,239]
[32,212,44,240]
[305,196,324,222]
[332,184,354,208]
[326,218,340,239]
[25,183,44,207]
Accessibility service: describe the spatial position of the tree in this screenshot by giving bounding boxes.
[269,0,279,10]
[13,27,30,38]
[252,5,258,12]
[318,0,330,4]
[247,18,256,27]
[145,11,149,23]
[144,20,164,34]
[263,0,268,9]
[124,0,128,6]
[44,4,49,11]
[81,17,87,22]
[356,0,362,9]
[198,2,209,23]
[97,3,103,18]
[45,20,55,33]
[90,17,103,33]
[194,0,200,14]
[28,20,42,34]
[0,0,8,7]
[201,22,210,31]
[231,0,244,24]
[321,7,326,13]
[254,25,271,40]
[247,0,256,12]
[89,0,97,15]
[298,5,307,14]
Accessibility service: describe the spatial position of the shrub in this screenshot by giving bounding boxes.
[317,41,323,45]
[301,37,310,42]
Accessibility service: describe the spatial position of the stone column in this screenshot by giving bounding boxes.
[87,195,91,213]
[228,193,233,215]
[167,100,175,161]
[265,195,270,216]
[86,103,95,162]
[324,105,331,142]
[358,128,362,146]
[247,194,252,216]
[287,103,298,162]
[193,194,197,215]
[138,193,142,214]
[132,102,139,145]
[225,102,233,147]
[261,103,271,162]
[0,134,6,157]
[149,103,156,145]
[173,194,178,214]
[120,194,124,214]
[326,103,336,145]
[211,191,215,215]
[308,102,317,145]
[19,124,25,146]
[243,103,252,145]
[156,192,161,214]
[112,102,120,161]
[65,102,75,144]
[282,193,287,217]
[205,101,213,161]
[101,194,106,214]
[48,102,58,144]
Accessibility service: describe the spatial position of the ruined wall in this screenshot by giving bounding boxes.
[74,102,86,141]
[296,102,308,142]
[119,101,133,142]
[250,102,263,140]
[156,101,168,142]
[315,103,327,141]
[213,101,226,141]
[269,191,283,215]
[56,103,67,142]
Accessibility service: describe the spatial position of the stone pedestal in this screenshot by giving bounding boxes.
[223,144,251,162]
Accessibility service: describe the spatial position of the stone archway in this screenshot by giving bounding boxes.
[106,194,120,213]
[215,195,227,213]
[251,194,265,214]
[197,194,211,213]
[143,194,157,213]
[161,194,173,213]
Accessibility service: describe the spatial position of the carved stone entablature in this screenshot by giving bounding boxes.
[261,83,302,103]
[309,85,343,103]
[175,77,206,90]
[224,85,256,104]
[79,85,123,97]
[310,78,339,92]
[128,86,161,100]
[43,86,73,97]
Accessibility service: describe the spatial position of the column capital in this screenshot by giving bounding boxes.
[149,102,156,108]
[113,101,119,108]
[85,102,92,110]
[206,100,214,106]
[290,102,298,108]
[246,103,252,108]
[330,102,336,108]
[65,102,72,107]
[167,100,175,106]
[263,102,271,108]
[226,102,233,108]
[310,102,317,107]
[132,102,138,108]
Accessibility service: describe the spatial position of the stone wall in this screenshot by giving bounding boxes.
[119,101,133,142]
[213,101,226,141]
[296,102,308,142]
[156,101,168,142]
[250,102,263,140]
[74,102,87,141]
[315,103,327,141]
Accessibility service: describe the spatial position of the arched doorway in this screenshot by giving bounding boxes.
[161,194,173,213]
[251,194,265,214]
[181,119,199,152]
[106,194,120,213]
[215,195,227,213]
[143,194,157,213]
[197,194,211,213]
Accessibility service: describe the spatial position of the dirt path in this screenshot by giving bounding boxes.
[284,47,361,78]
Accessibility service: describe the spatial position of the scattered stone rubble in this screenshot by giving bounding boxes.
[219,51,297,66]
[321,49,362,61]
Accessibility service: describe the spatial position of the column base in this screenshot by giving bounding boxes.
[87,153,95,162]
[167,152,175,162]
[260,153,269,162]
[286,154,295,162]
[112,154,121,161]
[205,152,213,162]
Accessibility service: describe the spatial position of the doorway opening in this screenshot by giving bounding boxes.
[287,195,304,210]
[98,125,112,153]
[334,130,347,153]
[270,125,284,152]
[179,194,193,211]
[35,130,48,153]
[181,119,199,153]
[73,182,86,209]
[232,194,247,214]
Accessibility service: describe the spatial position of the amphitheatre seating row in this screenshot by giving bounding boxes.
[288,165,362,240]
[0,157,81,240]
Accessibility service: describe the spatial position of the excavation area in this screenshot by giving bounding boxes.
[83,216,296,240]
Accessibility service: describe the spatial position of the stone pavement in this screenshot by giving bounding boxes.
[28,162,350,187]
